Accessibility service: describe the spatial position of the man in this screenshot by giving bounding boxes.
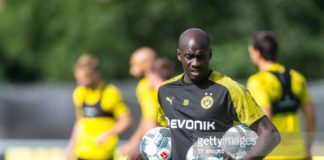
[121,48,175,156]
[157,28,281,159]
[152,57,175,81]
[247,31,316,159]
[65,54,132,160]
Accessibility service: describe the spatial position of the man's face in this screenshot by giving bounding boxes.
[248,44,260,65]
[74,69,99,88]
[177,48,211,83]
[129,57,145,79]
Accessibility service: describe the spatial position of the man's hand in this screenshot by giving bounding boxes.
[96,132,112,145]
[244,116,281,159]
[128,147,143,160]
[121,120,157,156]
[120,142,134,156]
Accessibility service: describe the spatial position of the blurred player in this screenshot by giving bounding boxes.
[65,54,132,160]
[152,57,175,81]
[120,47,174,157]
[247,31,316,159]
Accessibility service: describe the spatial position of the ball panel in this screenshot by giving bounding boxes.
[140,127,172,160]
[220,124,258,159]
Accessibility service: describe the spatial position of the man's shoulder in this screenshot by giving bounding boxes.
[247,66,306,83]
[73,85,87,106]
[103,83,121,94]
[249,70,271,79]
[269,63,307,82]
[247,70,283,87]
[73,85,87,96]
[290,69,307,82]
[137,77,149,87]
[136,77,150,92]
[160,74,183,87]
[209,71,244,90]
[157,74,183,96]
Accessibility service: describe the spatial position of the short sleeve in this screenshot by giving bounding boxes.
[136,81,159,120]
[157,91,168,127]
[247,76,271,109]
[101,85,129,117]
[229,83,265,126]
[113,102,129,117]
[72,86,86,117]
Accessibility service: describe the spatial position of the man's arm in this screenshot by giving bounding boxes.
[244,116,281,160]
[301,103,316,158]
[64,119,80,160]
[121,119,157,156]
[97,113,132,144]
[260,107,272,118]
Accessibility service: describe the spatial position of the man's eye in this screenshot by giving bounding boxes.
[185,55,193,59]
[197,54,205,59]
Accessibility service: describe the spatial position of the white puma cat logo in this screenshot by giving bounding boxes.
[166,96,175,105]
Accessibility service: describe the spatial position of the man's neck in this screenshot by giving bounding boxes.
[89,80,102,89]
[257,60,275,71]
[147,72,163,89]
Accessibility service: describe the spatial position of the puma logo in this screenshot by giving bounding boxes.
[166,96,175,105]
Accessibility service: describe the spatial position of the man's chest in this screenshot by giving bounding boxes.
[159,84,230,122]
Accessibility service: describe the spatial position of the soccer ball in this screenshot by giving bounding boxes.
[220,124,258,159]
[140,127,172,160]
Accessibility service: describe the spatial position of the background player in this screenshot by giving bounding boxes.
[247,31,316,159]
[152,57,175,81]
[121,48,175,157]
[65,54,132,160]
[157,28,281,159]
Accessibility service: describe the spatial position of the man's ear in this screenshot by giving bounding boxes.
[255,49,262,59]
[252,47,262,59]
[249,46,259,58]
[177,49,181,61]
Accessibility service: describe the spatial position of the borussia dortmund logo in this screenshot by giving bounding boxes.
[201,93,214,109]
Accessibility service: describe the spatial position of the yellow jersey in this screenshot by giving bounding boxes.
[136,78,159,121]
[73,83,129,159]
[247,63,312,159]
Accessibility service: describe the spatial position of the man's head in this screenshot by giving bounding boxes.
[74,54,101,88]
[129,47,156,79]
[248,31,278,64]
[177,28,212,84]
[152,58,175,81]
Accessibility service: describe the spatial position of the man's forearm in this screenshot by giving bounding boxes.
[109,113,132,136]
[65,120,80,160]
[128,120,157,148]
[244,116,281,160]
[244,131,281,159]
[302,103,316,154]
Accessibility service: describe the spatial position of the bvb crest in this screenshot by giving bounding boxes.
[201,92,214,109]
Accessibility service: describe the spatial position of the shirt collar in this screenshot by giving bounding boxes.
[265,63,285,72]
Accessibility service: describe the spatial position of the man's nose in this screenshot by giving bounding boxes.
[191,58,200,67]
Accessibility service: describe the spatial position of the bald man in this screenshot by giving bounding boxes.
[156,28,281,159]
[121,47,174,157]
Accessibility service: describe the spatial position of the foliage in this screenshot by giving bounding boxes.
[0,0,323,82]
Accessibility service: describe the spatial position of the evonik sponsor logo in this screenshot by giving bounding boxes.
[165,117,216,130]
